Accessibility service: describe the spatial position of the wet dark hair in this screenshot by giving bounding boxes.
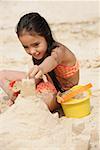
[16,12,65,92]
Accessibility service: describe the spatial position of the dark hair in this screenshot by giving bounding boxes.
[16,12,56,55]
[16,12,64,92]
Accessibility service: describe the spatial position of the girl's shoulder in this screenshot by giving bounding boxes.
[52,42,70,53]
[51,43,70,64]
[52,42,76,65]
[52,42,64,52]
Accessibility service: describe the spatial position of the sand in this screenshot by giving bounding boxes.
[0,1,100,150]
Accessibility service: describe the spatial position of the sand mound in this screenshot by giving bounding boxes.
[0,94,72,150]
[0,91,99,150]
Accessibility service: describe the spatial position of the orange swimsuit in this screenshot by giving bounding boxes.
[53,61,79,91]
[54,61,79,79]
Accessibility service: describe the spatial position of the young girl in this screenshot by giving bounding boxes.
[0,12,79,111]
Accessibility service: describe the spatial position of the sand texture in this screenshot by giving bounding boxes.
[0,1,100,150]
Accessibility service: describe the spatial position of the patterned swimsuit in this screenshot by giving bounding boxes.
[53,60,79,92]
[55,61,79,78]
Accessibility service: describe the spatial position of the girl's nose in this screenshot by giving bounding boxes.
[29,47,36,55]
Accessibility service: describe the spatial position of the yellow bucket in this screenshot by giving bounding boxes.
[57,85,91,118]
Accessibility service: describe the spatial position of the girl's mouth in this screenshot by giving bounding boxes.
[35,52,40,55]
[33,52,41,59]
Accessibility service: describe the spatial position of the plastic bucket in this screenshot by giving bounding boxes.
[57,85,91,118]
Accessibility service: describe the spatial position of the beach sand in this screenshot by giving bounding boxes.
[0,1,100,150]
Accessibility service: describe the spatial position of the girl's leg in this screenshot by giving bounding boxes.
[0,70,26,94]
[42,92,60,112]
[0,70,26,102]
[0,70,26,81]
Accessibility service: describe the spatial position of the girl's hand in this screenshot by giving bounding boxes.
[27,65,43,79]
[27,65,48,82]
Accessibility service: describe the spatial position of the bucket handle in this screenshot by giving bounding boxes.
[57,83,92,103]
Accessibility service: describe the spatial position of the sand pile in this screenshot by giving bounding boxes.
[0,90,99,150]
[0,94,72,150]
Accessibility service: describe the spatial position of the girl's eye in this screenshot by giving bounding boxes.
[23,46,28,49]
[33,43,39,47]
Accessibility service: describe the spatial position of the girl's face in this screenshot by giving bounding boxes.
[19,33,48,60]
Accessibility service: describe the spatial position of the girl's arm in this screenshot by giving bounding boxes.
[39,47,64,74]
[27,47,65,79]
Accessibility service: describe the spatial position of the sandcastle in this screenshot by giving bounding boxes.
[12,78,36,97]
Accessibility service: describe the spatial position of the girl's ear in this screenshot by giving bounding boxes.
[12,81,22,92]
